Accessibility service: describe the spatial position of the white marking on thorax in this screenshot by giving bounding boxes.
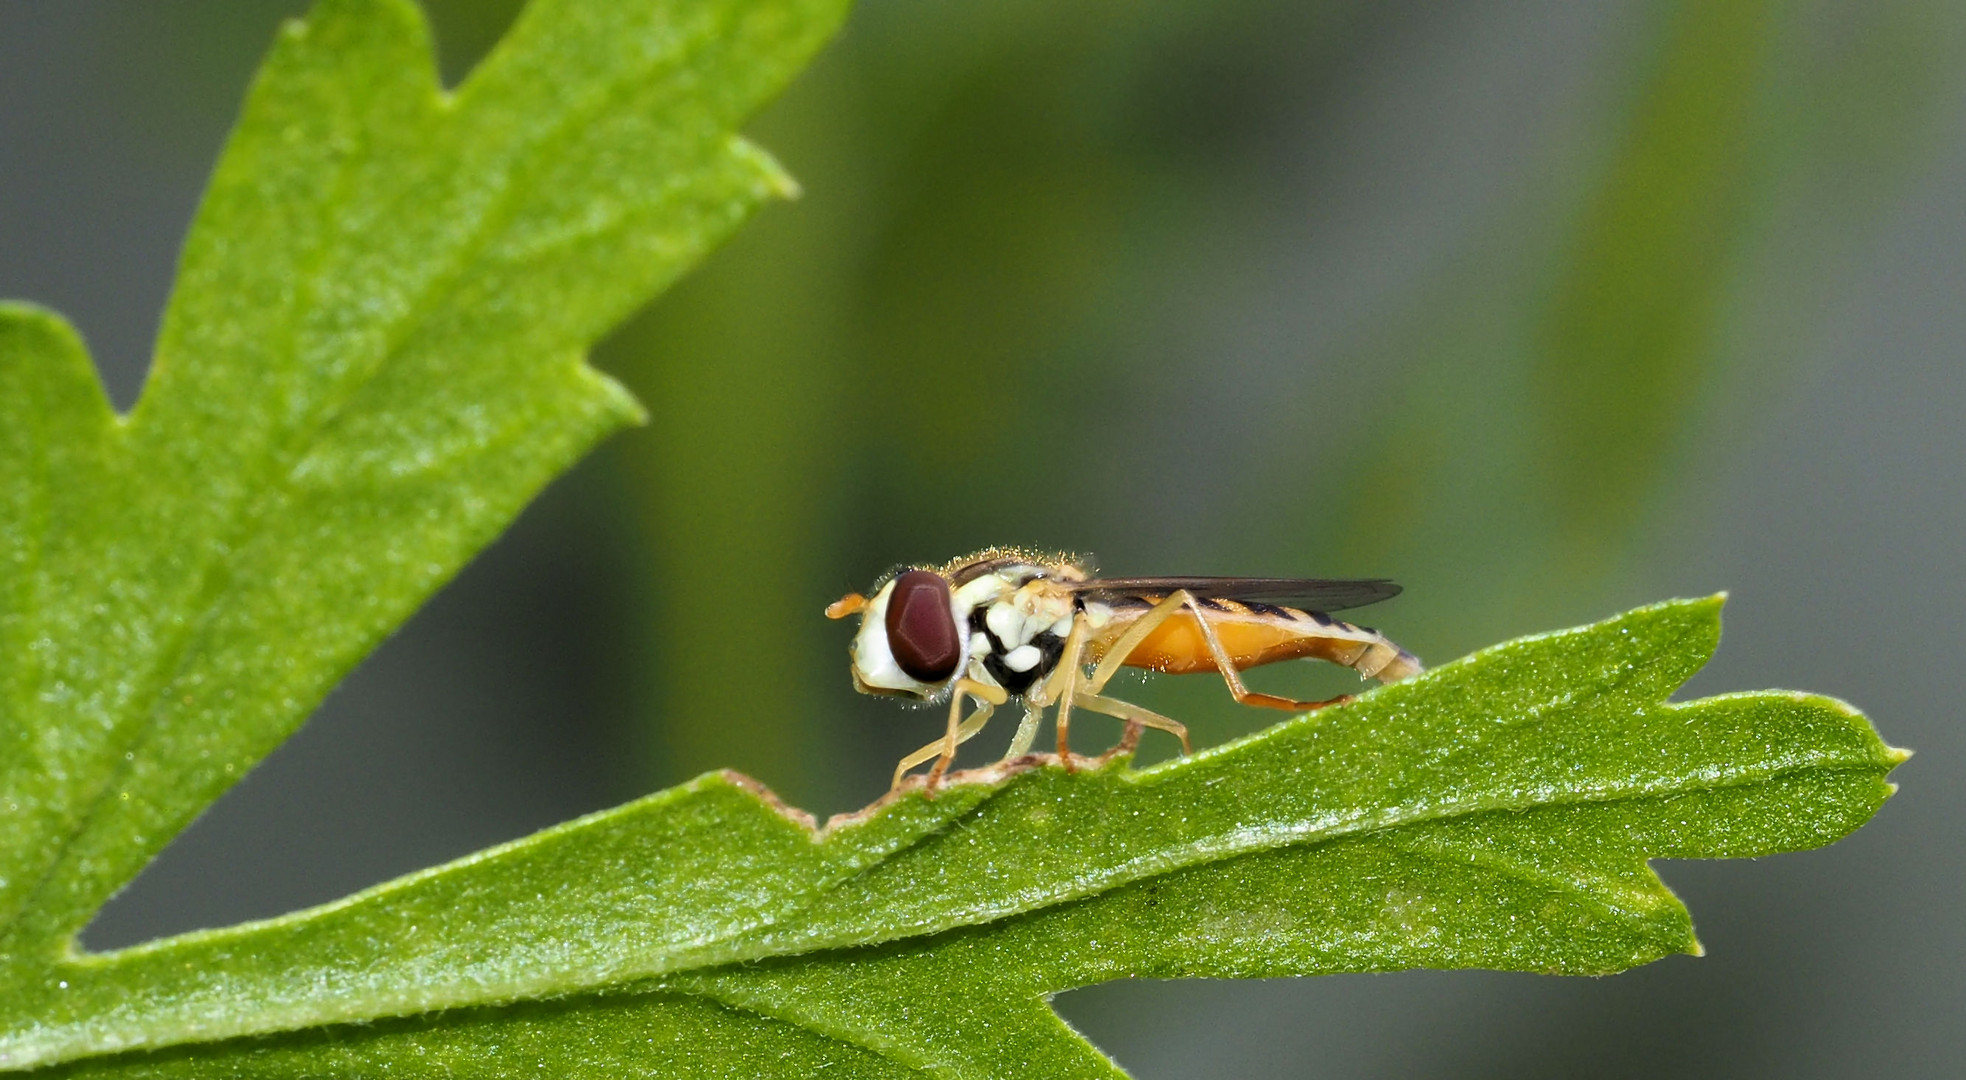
[985,603,1022,647]
[1003,644,1043,672]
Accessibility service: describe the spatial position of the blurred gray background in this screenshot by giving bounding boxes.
[3,1,1961,1076]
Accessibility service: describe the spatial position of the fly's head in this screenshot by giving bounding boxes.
[826,550,1084,703]
[827,567,981,702]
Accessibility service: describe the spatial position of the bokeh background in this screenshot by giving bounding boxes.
[3,0,1961,1075]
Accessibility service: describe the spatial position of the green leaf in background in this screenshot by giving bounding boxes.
[0,0,843,994]
[3,599,1902,1076]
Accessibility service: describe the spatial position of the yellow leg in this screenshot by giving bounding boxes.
[892,702,992,791]
[1004,605,1089,762]
[1070,597,1198,760]
[896,704,990,786]
[1072,691,1191,755]
[1036,613,1092,770]
[1086,593,1190,696]
[892,678,1007,794]
[1180,596,1354,712]
[1003,704,1043,760]
[1034,612,1089,707]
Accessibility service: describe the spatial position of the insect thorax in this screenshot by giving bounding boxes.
[953,565,1080,698]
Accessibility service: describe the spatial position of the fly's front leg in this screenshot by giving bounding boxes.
[923,678,1008,791]
[891,712,987,791]
[894,678,1008,795]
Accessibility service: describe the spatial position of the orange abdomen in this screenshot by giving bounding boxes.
[1091,607,1364,674]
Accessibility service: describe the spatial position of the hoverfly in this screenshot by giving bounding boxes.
[826,548,1420,791]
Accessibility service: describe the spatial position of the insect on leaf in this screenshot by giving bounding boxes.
[2,598,1902,1077]
[0,1,1904,1078]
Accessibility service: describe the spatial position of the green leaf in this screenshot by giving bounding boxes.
[4,599,1902,1077]
[0,0,843,1002]
[0,2,1907,1077]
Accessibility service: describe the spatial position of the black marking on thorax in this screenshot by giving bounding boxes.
[967,606,1064,696]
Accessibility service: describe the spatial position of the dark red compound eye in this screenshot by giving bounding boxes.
[886,570,960,684]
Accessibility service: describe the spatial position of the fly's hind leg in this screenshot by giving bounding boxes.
[1187,601,1356,712]
[1089,590,1353,714]
[1085,592,1189,697]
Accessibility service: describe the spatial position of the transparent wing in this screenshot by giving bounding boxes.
[1068,576,1401,612]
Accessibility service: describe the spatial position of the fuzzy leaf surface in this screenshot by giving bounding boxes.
[4,599,1902,1077]
[0,0,841,1038]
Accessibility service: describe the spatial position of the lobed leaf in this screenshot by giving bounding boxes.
[3,599,1902,1076]
[0,0,845,969]
[0,2,1905,1077]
